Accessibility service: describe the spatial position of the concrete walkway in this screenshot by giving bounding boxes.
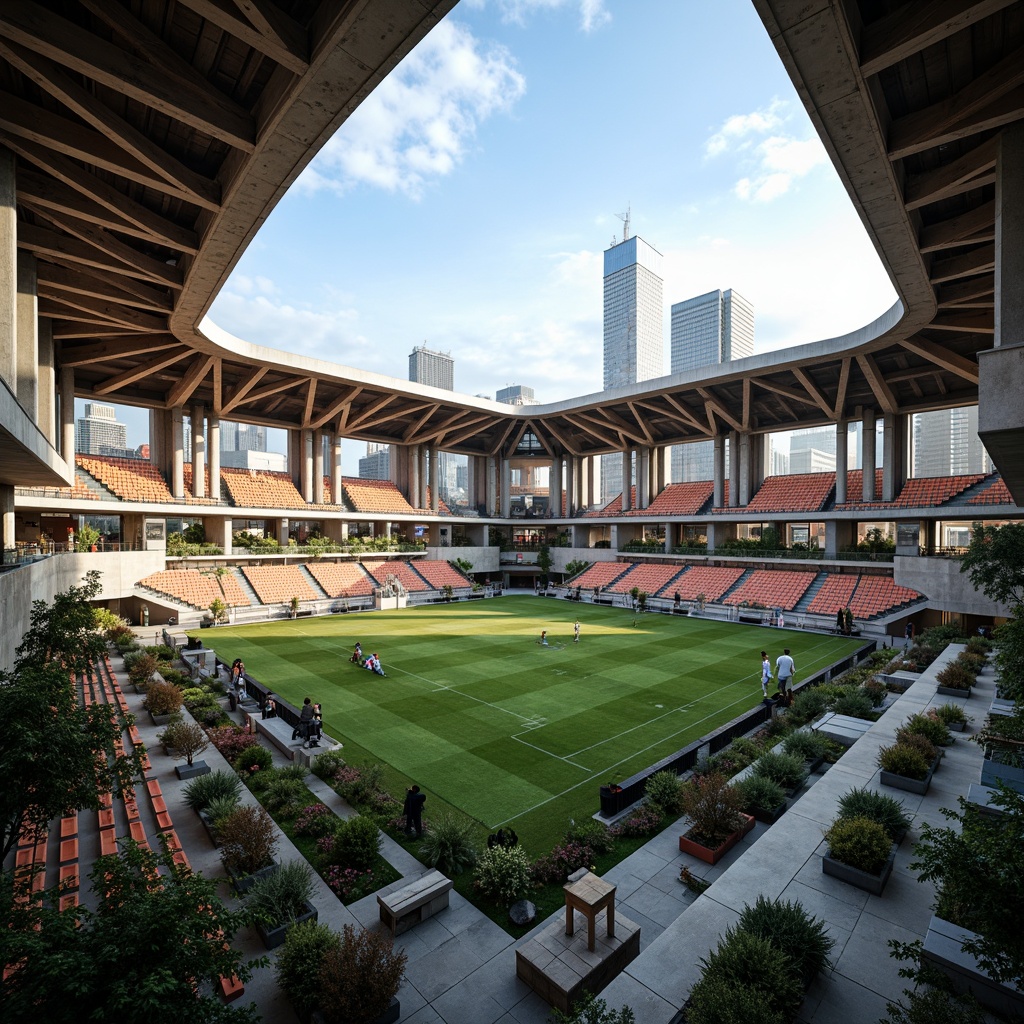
[107,643,989,1023]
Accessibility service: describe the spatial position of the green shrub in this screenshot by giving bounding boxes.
[830,689,876,720]
[958,650,987,673]
[564,819,616,855]
[681,773,745,847]
[782,729,831,762]
[550,991,637,1024]
[936,662,974,691]
[142,680,183,716]
[901,711,951,747]
[737,774,785,815]
[219,804,279,876]
[965,635,991,656]
[686,975,785,1024]
[751,751,807,791]
[312,749,346,780]
[317,925,407,1024]
[693,928,803,1021]
[883,985,986,1024]
[893,729,937,765]
[644,770,685,815]
[262,777,310,818]
[276,763,310,782]
[144,643,175,661]
[183,769,242,812]
[418,813,479,876]
[276,920,341,1022]
[824,815,892,874]
[234,745,274,777]
[933,702,968,726]
[787,687,832,725]
[328,814,382,872]
[727,736,765,768]
[473,843,532,905]
[736,895,834,981]
[836,787,910,842]
[247,860,315,927]
[859,679,888,707]
[878,742,931,780]
[205,794,240,828]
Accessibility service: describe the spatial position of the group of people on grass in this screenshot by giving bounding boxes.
[538,620,581,646]
[348,642,386,676]
[760,648,796,704]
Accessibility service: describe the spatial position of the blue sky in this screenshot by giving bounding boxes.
[103,0,899,466]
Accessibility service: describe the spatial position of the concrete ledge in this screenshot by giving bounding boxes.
[245,712,342,765]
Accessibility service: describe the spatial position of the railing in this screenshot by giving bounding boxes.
[598,639,876,818]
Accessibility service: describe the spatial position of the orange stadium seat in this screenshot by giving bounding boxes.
[631,482,714,517]
[607,563,687,595]
[566,561,633,589]
[341,477,417,515]
[808,574,859,615]
[414,561,473,589]
[139,569,225,610]
[849,576,921,618]
[968,476,1015,505]
[362,561,430,592]
[220,468,337,510]
[837,472,982,510]
[77,455,175,502]
[241,565,320,604]
[723,570,816,610]
[670,566,744,602]
[305,562,376,598]
[585,487,637,516]
[744,473,835,513]
[181,465,221,505]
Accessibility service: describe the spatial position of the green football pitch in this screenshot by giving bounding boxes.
[203,597,864,850]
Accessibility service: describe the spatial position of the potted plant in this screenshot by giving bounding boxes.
[975,712,1024,794]
[247,860,318,950]
[313,924,407,1024]
[160,717,210,779]
[219,804,280,893]
[277,921,342,1023]
[821,814,896,895]
[750,751,808,797]
[143,680,184,726]
[933,702,970,733]
[736,895,835,988]
[679,772,753,865]
[126,651,159,693]
[835,786,911,845]
[737,774,787,825]
[782,729,833,775]
[936,661,975,698]
[76,522,100,552]
[878,740,937,795]
[290,595,300,618]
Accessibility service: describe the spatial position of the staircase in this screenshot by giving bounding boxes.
[719,569,753,603]
[76,467,115,499]
[794,573,828,613]
[230,568,262,607]
[299,564,329,599]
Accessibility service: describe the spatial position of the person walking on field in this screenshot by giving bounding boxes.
[403,784,426,837]
[776,648,795,699]
[760,651,772,698]
[573,620,581,644]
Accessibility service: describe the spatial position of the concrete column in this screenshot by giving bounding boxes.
[301,428,313,503]
[60,365,75,462]
[824,520,855,559]
[835,421,848,504]
[0,147,15,393]
[276,517,290,545]
[637,447,650,508]
[332,435,343,505]
[171,407,184,498]
[313,431,325,504]
[418,447,428,508]
[208,415,220,501]
[487,456,497,516]
[431,450,440,513]
[191,403,205,497]
[500,459,511,518]
[749,433,768,495]
[409,445,421,510]
[861,408,877,501]
[996,123,1024,349]
[738,433,752,506]
[728,431,740,507]
[563,457,574,517]
[664,522,673,554]
[208,515,232,553]
[655,445,669,496]
[621,450,632,511]
[16,252,38,418]
[713,436,725,508]
[550,456,562,517]
[288,429,301,489]
[882,412,907,502]
[1,484,14,558]
[37,316,54,446]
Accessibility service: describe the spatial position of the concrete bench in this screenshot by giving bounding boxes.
[377,869,453,936]
[246,712,342,766]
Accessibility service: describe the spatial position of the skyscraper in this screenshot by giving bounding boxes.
[359,442,391,480]
[408,345,454,391]
[75,403,128,455]
[914,406,992,476]
[669,289,754,481]
[601,234,664,501]
[496,384,538,406]
[220,421,267,453]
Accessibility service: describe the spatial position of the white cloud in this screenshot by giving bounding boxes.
[704,99,828,202]
[486,0,611,32]
[299,20,525,198]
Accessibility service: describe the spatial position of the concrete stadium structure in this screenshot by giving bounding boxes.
[1,0,1024,673]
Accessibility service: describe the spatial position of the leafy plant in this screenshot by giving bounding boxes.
[474,843,532,905]
[311,749,347,780]
[782,729,831,762]
[326,814,381,872]
[207,724,260,762]
[901,711,951,747]
[737,774,786,815]
[882,984,986,1024]
[142,680,183,717]
[262,777,310,818]
[680,772,744,847]
[161,717,209,765]
[247,860,315,927]
[932,702,969,726]
[127,651,159,688]
[878,742,931,780]
[836,787,910,842]
[787,687,832,726]
[644,770,685,815]
[685,973,786,1024]
[208,597,228,623]
[294,803,337,839]
[183,769,243,812]
[219,804,279,877]
[276,920,341,1023]
[736,895,834,981]
[418,812,479,875]
[751,751,808,791]
[549,990,637,1023]
[205,794,241,829]
[936,662,975,691]
[892,730,937,765]
[824,815,892,874]
[564,819,616,856]
[317,924,407,1024]
[830,688,876,720]
[233,745,273,778]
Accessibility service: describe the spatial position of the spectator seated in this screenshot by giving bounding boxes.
[607,563,686,595]
[242,565,320,605]
[808,574,859,615]
[724,570,816,611]
[744,473,836,513]
[630,481,714,517]
[849,576,921,618]
[77,455,174,503]
[306,562,375,598]
[414,560,472,590]
[341,477,417,515]
[567,562,632,591]
[668,565,744,602]
[363,561,430,592]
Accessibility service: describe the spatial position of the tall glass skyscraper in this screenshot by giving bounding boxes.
[408,345,454,391]
[669,289,754,482]
[601,235,664,502]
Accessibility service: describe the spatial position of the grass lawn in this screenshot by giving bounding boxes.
[203,597,863,852]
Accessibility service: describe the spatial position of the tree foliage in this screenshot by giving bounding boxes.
[0,839,261,1023]
[960,522,1024,608]
[0,572,142,860]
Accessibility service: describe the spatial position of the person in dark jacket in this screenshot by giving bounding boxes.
[403,785,426,837]
[293,696,315,741]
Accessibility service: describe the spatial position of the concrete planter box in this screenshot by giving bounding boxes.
[224,859,279,895]
[256,900,318,950]
[312,997,399,1024]
[980,750,1024,794]
[149,710,175,727]
[679,813,755,865]
[880,757,938,796]
[948,720,966,732]
[750,800,787,825]
[822,844,896,896]
[922,915,1024,1018]
[937,685,972,698]
[175,759,210,780]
